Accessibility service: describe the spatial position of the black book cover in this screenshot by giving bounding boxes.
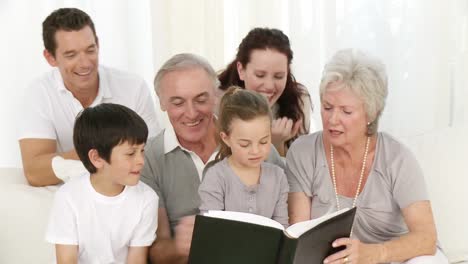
[277,207,357,264]
[188,207,357,264]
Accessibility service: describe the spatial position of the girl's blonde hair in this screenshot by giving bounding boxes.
[216,86,272,161]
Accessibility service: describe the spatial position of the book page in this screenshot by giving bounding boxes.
[285,208,351,238]
[204,210,285,231]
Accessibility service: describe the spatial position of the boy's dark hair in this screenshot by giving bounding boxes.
[42,8,97,56]
[73,103,148,173]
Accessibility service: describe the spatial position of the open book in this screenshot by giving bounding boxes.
[188,207,357,264]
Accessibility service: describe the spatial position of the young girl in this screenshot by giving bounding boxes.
[199,86,289,227]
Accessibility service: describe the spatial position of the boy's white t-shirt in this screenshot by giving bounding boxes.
[45,174,158,264]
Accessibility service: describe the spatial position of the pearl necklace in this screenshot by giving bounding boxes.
[330,136,370,210]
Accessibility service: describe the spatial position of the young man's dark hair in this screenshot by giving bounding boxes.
[42,7,98,56]
[73,103,148,173]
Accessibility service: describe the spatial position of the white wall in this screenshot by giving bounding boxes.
[150,0,226,72]
[1,1,467,168]
[0,1,50,168]
[0,0,155,167]
[150,0,468,138]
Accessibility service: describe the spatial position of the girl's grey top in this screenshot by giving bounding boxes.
[199,158,289,227]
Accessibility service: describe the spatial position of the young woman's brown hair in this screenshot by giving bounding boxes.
[218,28,310,149]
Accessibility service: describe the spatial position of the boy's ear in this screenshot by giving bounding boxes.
[220,131,231,147]
[88,149,105,169]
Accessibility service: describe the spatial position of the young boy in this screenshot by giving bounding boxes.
[45,103,158,263]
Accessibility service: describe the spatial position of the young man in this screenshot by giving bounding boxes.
[46,103,158,263]
[18,8,160,186]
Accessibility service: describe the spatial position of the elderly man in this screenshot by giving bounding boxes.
[18,8,160,186]
[141,53,284,263]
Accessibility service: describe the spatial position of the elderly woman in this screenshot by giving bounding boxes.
[286,49,448,264]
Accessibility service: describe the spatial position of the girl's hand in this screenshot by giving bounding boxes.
[323,237,384,264]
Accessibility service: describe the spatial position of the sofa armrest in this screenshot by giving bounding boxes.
[0,168,57,264]
[402,126,468,263]
[0,167,28,185]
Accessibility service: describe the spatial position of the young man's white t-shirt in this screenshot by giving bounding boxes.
[18,66,161,153]
[45,174,158,263]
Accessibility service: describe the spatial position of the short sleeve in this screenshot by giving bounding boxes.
[140,138,165,208]
[391,146,429,209]
[135,80,161,138]
[198,165,226,214]
[272,169,289,227]
[298,86,314,134]
[266,144,286,169]
[45,188,78,245]
[129,189,159,247]
[285,136,314,196]
[18,82,56,140]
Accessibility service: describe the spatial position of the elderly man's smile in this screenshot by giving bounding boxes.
[183,119,203,127]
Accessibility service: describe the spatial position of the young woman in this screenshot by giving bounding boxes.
[199,86,289,227]
[218,27,314,156]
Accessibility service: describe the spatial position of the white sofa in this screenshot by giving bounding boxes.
[400,126,468,263]
[1,126,467,264]
[0,168,57,263]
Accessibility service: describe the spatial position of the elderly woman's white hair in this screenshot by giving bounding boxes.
[319,49,388,135]
[154,53,220,95]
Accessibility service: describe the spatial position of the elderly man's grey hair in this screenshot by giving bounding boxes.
[319,49,388,135]
[154,53,220,95]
